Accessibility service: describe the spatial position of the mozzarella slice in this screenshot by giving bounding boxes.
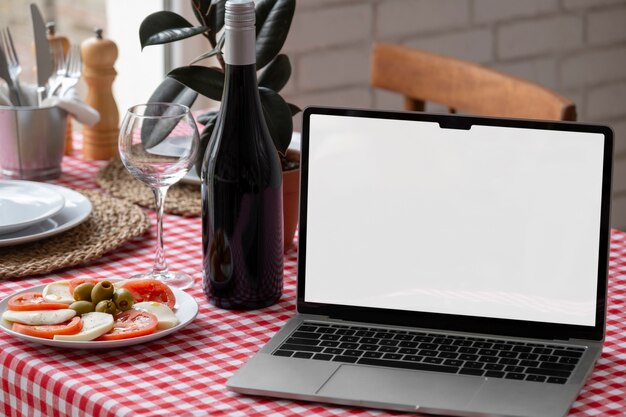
[133,302,179,330]
[113,279,130,290]
[42,280,74,304]
[53,312,114,341]
[2,309,76,325]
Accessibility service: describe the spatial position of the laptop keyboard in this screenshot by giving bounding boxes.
[272,322,586,384]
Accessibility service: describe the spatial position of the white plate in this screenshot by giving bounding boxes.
[181,166,201,185]
[0,181,66,235]
[149,140,200,185]
[0,184,92,247]
[148,136,191,157]
[0,284,199,349]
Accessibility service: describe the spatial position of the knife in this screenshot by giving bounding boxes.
[31,3,53,104]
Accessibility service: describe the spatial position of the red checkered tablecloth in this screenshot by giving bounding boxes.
[1,140,626,417]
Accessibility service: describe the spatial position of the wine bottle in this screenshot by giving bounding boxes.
[201,0,284,309]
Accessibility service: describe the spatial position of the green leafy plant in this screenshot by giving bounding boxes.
[139,0,300,174]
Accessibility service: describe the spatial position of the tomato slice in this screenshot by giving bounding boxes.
[119,279,176,309]
[8,292,71,311]
[68,278,100,294]
[97,310,158,341]
[12,317,83,340]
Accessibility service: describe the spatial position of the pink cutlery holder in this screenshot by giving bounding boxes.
[0,105,68,180]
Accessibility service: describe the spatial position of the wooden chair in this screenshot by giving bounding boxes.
[370,43,577,121]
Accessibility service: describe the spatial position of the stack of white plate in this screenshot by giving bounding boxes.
[0,180,92,247]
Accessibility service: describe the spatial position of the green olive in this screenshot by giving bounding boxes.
[91,280,115,304]
[95,299,117,315]
[113,288,134,311]
[69,300,95,315]
[73,282,95,301]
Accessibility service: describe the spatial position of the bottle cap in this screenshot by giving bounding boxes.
[225,0,255,29]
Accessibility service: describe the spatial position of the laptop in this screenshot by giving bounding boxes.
[228,107,614,417]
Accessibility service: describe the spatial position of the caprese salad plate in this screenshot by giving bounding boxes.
[0,279,199,349]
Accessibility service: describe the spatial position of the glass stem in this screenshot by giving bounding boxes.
[152,186,169,276]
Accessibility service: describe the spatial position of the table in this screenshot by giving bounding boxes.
[1,143,626,417]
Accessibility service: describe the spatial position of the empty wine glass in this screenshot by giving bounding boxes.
[119,103,199,290]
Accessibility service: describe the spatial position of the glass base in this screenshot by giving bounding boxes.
[130,271,195,290]
[1,166,61,180]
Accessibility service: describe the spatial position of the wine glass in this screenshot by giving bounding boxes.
[118,103,200,290]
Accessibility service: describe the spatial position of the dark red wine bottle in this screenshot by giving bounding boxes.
[201,0,284,309]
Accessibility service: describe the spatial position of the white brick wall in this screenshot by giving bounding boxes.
[587,7,626,44]
[375,0,470,38]
[562,0,625,9]
[298,46,371,90]
[560,45,626,88]
[497,16,583,59]
[492,57,558,89]
[612,120,626,156]
[472,0,560,23]
[405,28,493,63]
[615,157,626,194]
[587,81,626,119]
[283,4,372,53]
[283,0,626,229]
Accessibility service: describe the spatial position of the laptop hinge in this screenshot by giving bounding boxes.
[552,338,591,345]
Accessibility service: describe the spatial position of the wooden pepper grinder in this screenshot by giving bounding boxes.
[81,28,119,160]
[47,22,73,156]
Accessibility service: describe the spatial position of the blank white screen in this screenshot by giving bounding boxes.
[304,114,605,326]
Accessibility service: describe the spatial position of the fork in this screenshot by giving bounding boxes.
[0,27,23,105]
[56,45,81,97]
[48,41,67,97]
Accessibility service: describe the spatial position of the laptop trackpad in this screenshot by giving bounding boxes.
[317,365,483,411]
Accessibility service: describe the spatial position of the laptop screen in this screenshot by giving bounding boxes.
[298,108,612,337]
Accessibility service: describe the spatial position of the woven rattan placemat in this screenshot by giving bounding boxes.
[96,157,201,217]
[0,190,150,279]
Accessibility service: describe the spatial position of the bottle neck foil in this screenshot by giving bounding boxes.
[224,0,256,66]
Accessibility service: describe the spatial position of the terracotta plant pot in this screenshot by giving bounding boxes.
[282,148,300,251]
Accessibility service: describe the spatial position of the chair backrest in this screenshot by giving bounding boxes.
[371,43,577,121]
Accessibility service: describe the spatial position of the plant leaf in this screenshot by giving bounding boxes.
[189,46,222,65]
[259,87,292,154]
[197,109,219,125]
[196,114,218,176]
[140,11,208,49]
[146,77,199,106]
[258,54,291,92]
[139,78,199,148]
[207,0,226,47]
[167,66,225,101]
[255,0,295,69]
[189,31,225,66]
[287,102,301,116]
[191,0,212,27]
